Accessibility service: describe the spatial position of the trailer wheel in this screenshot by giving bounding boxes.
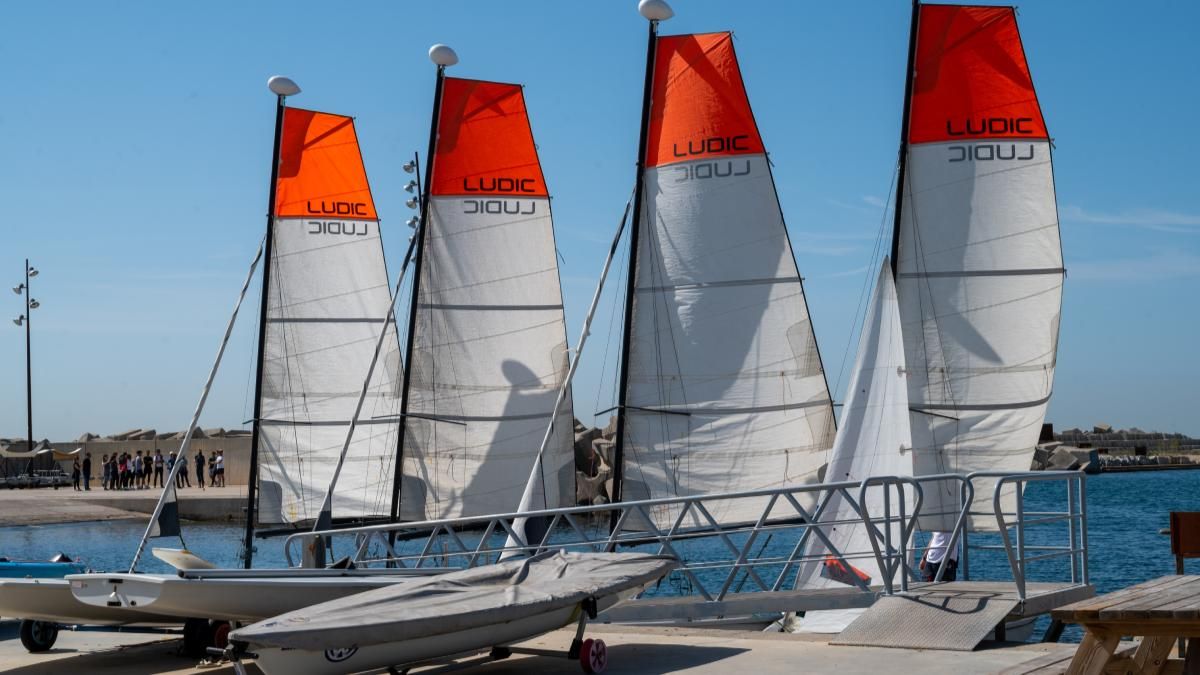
[579,638,607,674]
[19,620,59,652]
[182,617,212,658]
[210,620,231,649]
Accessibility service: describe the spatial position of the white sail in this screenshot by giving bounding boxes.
[619,33,835,528]
[794,258,912,632]
[256,108,403,525]
[399,78,574,520]
[896,5,1063,530]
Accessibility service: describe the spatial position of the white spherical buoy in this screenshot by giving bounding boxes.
[428,44,459,67]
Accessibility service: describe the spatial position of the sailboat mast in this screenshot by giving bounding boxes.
[391,60,448,524]
[611,15,661,510]
[890,0,920,278]
[243,90,289,568]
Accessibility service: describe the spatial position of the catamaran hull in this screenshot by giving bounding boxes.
[0,578,178,626]
[247,590,632,675]
[67,573,425,623]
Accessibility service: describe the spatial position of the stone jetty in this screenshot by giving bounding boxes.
[1030,424,1200,473]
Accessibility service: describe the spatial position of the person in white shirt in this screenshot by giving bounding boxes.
[920,531,960,582]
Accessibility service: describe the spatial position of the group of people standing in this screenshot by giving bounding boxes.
[92,448,226,491]
[164,449,227,489]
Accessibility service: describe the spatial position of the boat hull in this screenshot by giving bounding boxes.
[0,578,177,625]
[0,561,85,579]
[247,590,631,675]
[67,571,428,623]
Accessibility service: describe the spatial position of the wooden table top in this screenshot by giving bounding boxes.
[1052,575,1200,623]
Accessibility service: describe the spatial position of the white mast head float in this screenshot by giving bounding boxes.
[638,0,674,21]
[428,44,459,67]
[267,76,301,97]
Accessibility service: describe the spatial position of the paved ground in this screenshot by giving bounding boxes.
[0,486,247,526]
[0,623,251,674]
[0,622,1081,674]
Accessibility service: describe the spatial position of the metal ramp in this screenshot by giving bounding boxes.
[831,582,1094,651]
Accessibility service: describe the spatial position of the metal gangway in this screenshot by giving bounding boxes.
[282,470,1091,634]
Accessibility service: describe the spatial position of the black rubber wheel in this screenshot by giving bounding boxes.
[19,620,59,652]
[182,617,212,658]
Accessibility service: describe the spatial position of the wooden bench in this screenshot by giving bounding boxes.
[1051,575,1200,674]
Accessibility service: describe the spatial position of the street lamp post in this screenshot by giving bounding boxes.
[12,259,39,452]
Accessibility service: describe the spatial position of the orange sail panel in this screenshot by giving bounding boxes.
[909,5,1048,144]
[430,78,548,197]
[644,32,765,168]
[274,108,378,219]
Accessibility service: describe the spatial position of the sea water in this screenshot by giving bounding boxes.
[1,470,1197,641]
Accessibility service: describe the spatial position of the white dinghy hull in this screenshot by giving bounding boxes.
[0,578,179,626]
[67,569,438,623]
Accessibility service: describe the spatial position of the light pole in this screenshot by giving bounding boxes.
[12,259,38,452]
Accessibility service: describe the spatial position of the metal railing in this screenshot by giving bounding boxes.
[281,470,1087,614]
[285,476,925,602]
[982,471,1089,600]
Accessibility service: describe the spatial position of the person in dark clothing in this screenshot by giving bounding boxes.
[82,453,92,491]
[71,458,81,491]
[176,454,191,489]
[195,450,206,489]
[153,449,164,488]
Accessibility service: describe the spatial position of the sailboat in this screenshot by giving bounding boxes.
[601,1,837,531]
[891,2,1064,532]
[792,0,1063,636]
[65,77,431,654]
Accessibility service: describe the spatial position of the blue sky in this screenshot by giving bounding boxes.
[2,1,1197,441]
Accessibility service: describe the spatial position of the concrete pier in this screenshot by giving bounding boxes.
[0,486,248,527]
[0,622,1085,674]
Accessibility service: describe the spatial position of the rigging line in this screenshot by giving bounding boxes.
[129,238,266,572]
[594,221,630,421]
[317,215,422,534]
[504,193,635,557]
[240,270,261,434]
[832,164,898,399]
